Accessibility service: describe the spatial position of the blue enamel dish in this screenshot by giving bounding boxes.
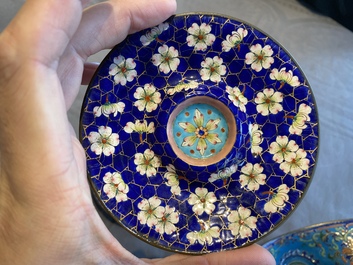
[80,13,319,254]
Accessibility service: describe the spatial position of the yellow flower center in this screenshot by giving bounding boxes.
[196,127,208,138]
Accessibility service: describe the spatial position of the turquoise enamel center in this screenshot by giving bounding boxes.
[173,103,229,159]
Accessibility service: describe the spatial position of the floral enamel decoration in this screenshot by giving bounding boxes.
[134,149,161,177]
[152,44,180,74]
[102,172,129,202]
[239,163,266,191]
[228,206,257,239]
[94,96,125,118]
[137,197,164,227]
[140,22,169,46]
[164,164,182,195]
[245,44,274,72]
[187,23,216,52]
[249,124,263,156]
[255,88,283,116]
[226,85,248,112]
[187,224,220,245]
[222,28,248,52]
[269,135,299,163]
[270,67,300,89]
[178,108,221,156]
[264,184,290,213]
[200,56,227,82]
[109,55,137,85]
[208,164,237,185]
[124,120,155,143]
[80,14,319,254]
[167,80,198,95]
[88,126,119,156]
[137,197,179,235]
[289,104,312,135]
[279,149,310,176]
[154,206,179,235]
[188,187,217,215]
[134,84,161,112]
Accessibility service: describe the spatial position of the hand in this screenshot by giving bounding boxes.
[0,0,275,264]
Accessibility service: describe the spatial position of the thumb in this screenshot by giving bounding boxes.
[144,244,276,265]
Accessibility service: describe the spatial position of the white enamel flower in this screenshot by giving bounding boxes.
[289,104,312,135]
[228,206,257,239]
[187,225,220,245]
[109,55,137,85]
[134,149,161,177]
[255,88,283,116]
[200,56,227,82]
[94,101,125,118]
[208,164,237,184]
[124,120,155,143]
[137,197,164,227]
[164,164,181,195]
[140,22,169,46]
[226,85,248,112]
[222,28,248,52]
[279,149,310,176]
[249,124,263,156]
[152,44,180,74]
[187,23,216,51]
[270,67,300,88]
[103,172,129,202]
[124,120,155,134]
[269,135,299,163]
[133,84,161,112]
[264,184,290,213]
[88,126,119,156]
[188,187,217,215]
[167,80,198,95]
[154,205,179,235]
[245,44,274,72]
[239,163,266,191]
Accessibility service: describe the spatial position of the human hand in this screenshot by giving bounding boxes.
[0,0,275,264]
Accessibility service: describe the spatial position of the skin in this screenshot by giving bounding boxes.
[0,0,276,264]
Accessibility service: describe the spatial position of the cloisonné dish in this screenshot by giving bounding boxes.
[80,13,319,254]
[263,219,353,264]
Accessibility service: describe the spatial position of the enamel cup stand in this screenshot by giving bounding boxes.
[80,13,319,254]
